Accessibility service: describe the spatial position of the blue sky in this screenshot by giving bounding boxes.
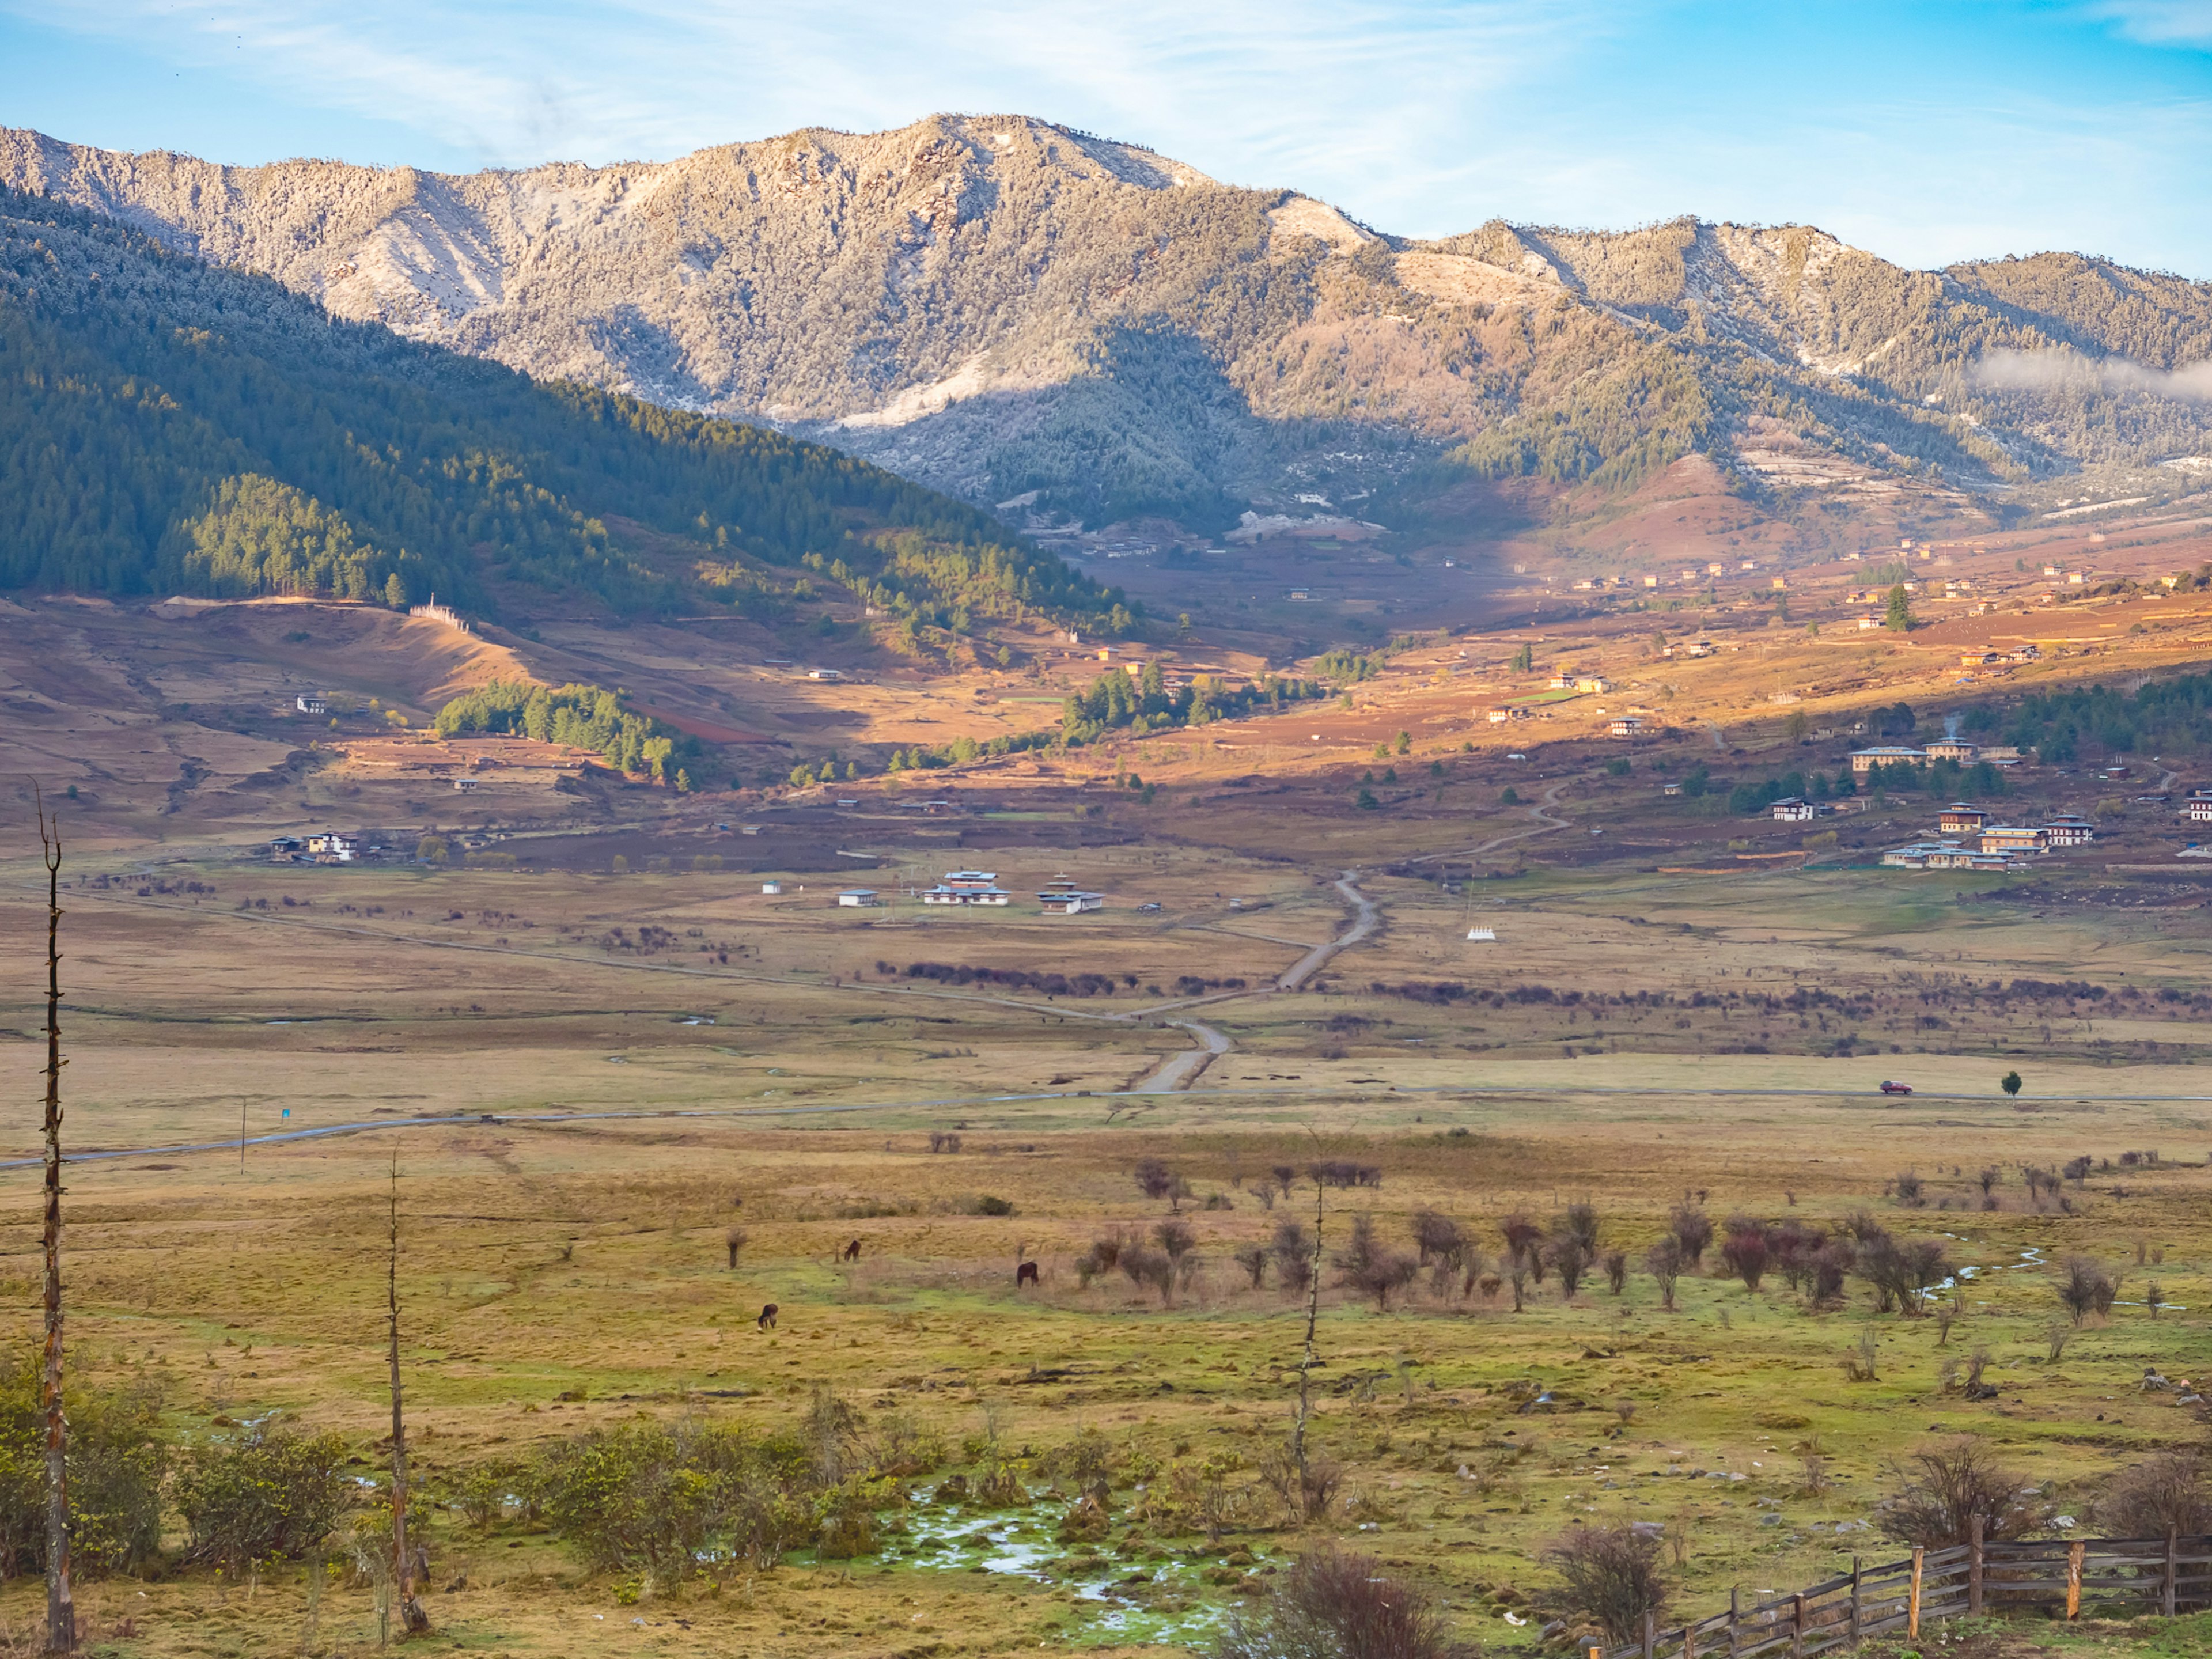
[3,0,2210,275]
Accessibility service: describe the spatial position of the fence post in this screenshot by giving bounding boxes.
[1968,1516,1984,1616]
[1644,1608,1656,1659]
[2166,1527,2178,1618]
[1729,1586,1741,1659]
[1790,1593,1804,1659]
[1850,1555,1862,1645]
[2066,1539,2084,1619]
[1685,1615,1698,1659]
[1909,1547,1924,1639]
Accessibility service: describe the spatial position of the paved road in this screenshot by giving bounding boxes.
[1130,1020,1233,1093]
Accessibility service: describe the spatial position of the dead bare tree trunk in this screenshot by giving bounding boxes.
[1291,1171,1324,1512]
[39,796,73,1653]
[387,1154,429,1640]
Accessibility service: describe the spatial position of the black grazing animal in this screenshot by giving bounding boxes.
[1016,1260,1040,1289]
[842,1238,862,1262]
[757,1303,779,1330]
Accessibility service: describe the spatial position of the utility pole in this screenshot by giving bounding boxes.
[39,794,74,1654]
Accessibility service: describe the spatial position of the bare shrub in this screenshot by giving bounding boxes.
[1270,1219,1314,1296]
[2097,1452,2212,1537]
[1271,1164,1297,1198]
[1120,1244,1176,1306]
[1668,1204,1713,1266]
[1548,1233,1592,1300]
[1892,1169,1925,1207]
[1074,1228,1131,1288]
[1412,1210,1465,1268]
[1333,1213,1418,1311]
[1545,1522,1667,1644]
[725,1228,749,1268]
[2055,1255,2119,1325]
[1720,1224,1769,1291]
[1562,1200,1601,1253]
[1876,1435,2046,1546]
[1603,1249,1629,1294]
[1134,1157,1175,1206]
[1645,1237,1685,1310]
[1259,1445,1344,1525]
[1213,1547,1450,1659]
[1233,1243,1270,1289]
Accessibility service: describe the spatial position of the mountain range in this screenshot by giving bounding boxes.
[6,113,2212,535]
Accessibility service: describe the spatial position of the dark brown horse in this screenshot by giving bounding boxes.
[757,1303,779,1330]
[1016,1260,1040,1289]
[842,1238,862,1261]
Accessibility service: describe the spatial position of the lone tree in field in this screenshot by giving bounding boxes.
[37,797,73,1654]
[1133,1157,1177,1207]
[2000,1070,2023,1097]
[1667,1203,1713,1266]
[2055,1255,2119,1325]
[1332,1213,1417,1312]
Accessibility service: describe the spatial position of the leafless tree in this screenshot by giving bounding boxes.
[1232,1243,1270,1289]
[1133,1157,1175,1206]
[725,1228,749,1269]
[37,796,72,1654]
[1720,1224,1770,1291]
[1562,1199,1601,1254]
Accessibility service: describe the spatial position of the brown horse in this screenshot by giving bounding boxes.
[757,1303,779,1330]
[1016,1260,1040,1289]
[842,1238,862,1262]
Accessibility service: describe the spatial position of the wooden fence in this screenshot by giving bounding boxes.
[1601,1522,2212,1659]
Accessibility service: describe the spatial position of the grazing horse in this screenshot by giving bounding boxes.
[842,1238,862,1262]
[757,1303,779,1330]
[1016,1260,1040,1289]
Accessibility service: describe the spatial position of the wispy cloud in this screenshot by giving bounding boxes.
[1975,347,2212,400]
[2090,1,2212,46]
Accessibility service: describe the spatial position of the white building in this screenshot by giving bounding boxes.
[836,888,881,907]
[296,692,327,715]
[921,870,1011,906]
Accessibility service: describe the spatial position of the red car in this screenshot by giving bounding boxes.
[1880,1080,1913,1095]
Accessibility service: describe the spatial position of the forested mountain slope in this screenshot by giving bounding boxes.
[0,187,1112,628]
[6,116,2211,530]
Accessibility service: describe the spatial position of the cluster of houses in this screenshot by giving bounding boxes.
[812,870,1108,915]
[1880,804,2097,870]
[268,832,368,864]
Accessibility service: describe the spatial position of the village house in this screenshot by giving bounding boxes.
[1038,877,1105,915]
[1576,675,1614,694]
[1850,746,1925,774]
[1770,796,1828,822]
[835,888,881,907]
[921,870,1011,906]
[295,691,326,715]
[1548,671,1579,690]
[1938,803,1989,835]
[1608,715,1643,738]
[2043,814,2096,847]
[1923,738,1980,763]
[1979,825,2048,857]
[1681,639,1715,658]
[760,880,784,895]
[2187,792,2212,824]
[307,832,354,863]
[1881,840,2019,871]
[808,668,843,681]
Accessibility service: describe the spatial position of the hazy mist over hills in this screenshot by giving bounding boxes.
[9,112,2212,532]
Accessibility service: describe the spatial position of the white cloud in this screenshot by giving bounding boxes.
[1974,347,2212,400]
[2091,1,2212,46]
